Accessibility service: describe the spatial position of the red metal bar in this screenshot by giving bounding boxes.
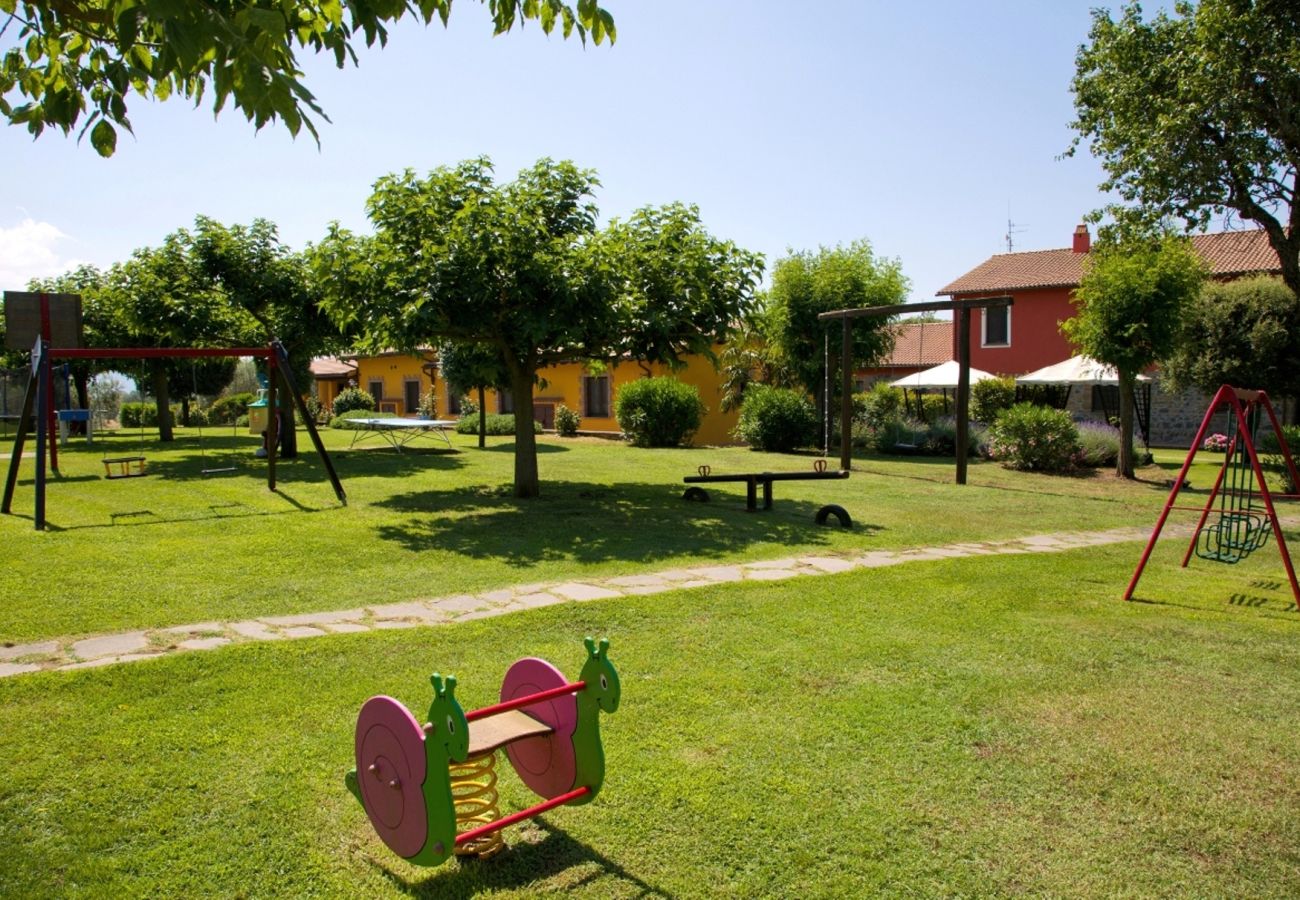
[48,347,271,359]
[1260,392,1300,499]
[454,786,590,846]
[1124,384,1232,601]
[1181,418,1234,568]
[464,681,586,722]
[1236,393,1300,606]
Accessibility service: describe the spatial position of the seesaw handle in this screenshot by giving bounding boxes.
[464,681,586,722]
[454,786,591,845]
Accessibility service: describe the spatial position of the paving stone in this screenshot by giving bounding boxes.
[0,661,41,678]
[746,569,802,581]
[619,583,676,596]
[178,637,231,651]
[373,620,417,630]
[281,626,328,639]
[161,622,224,635]
[673,579,718,590]
[551,583,622,602]
[1019,535,1069,548]
[655,568,707,582]
[605,574,670,588]
[799,557,857,574]
[324,622,370,634]
[855,552,901,568]
[429,595,488,613]
[62,653,156,670]
[0,640,59,661]
[680,565,745,583]
[479,589,517,604]
[744,558,800,570]
[369,601,447,622]
[456,608,509,621]
[262,609,366,627]
[512,592,566,609]
[230,621,283,641]
[72,631,148,660]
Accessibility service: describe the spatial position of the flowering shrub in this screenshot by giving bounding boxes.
[1075,420,1121,468]
[987,403,1080,472]
[554,404,581,437]
[1202,432,1230,453]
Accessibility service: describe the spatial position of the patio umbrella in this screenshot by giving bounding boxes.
[890,360,996,390]
[1015,355,1150,385]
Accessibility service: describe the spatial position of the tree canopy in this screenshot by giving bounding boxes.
[1070,0,1300,295]
[1,0,614,156]
[1063,229,1206,478]
[313,156,763,497]
[1164,275,1300,399]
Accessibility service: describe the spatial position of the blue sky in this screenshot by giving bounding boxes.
[1,1,1149,305]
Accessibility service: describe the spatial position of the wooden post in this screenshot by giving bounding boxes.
[35,339,50,530]
[39,293,58,473]
[267,352,277,492]
[956,307,972,485]
[840,317,853,471]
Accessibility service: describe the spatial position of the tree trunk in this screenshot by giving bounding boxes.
[181,396,191,427]
[1117,368,1136,479]
[477,386,486,449]
[508,367,539,498]
[278,389,298,459]
[150,360,173,442]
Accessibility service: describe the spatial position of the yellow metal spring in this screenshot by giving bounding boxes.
[449,751,504,858]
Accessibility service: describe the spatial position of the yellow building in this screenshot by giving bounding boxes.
[317,349,741,446]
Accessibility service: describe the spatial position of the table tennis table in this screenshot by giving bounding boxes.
[346,418,457,452]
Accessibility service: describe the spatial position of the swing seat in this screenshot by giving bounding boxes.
[103,456,148,479]
[1194,510,1272,564]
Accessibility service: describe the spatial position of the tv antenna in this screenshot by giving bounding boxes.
[1005,211,1027,252]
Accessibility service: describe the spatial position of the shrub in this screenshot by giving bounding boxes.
[185,406,210,428]
[417,392,437,419]
[614,377,705,448]
[332,387,376,416]
[988,403,1080,472]
[1258,424,1300,493]
[554,404,581,437]
[459,396,478,416]
[1201,432,1230,453]
[304,396,326,425]
[208,392,256,425]
[454,414,540,436]
[971,375,1017,423]
[330,409,397,429]
[1075,420,1121,468]
[733,385,816,453]
[917,393,948,423]
[235,414,250,428]
[856,383,904,428]
[874,416,927,454]
[119,402,174,428]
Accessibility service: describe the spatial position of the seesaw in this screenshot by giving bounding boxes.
[345,637,620,866]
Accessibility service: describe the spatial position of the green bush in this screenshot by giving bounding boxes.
[1075,420,1121,468]
[304,396,326,424]
[332,387,376,416]
[236,414,250,428]
[454,414,540,436]
[184,406,210,428]
[856,383,903,428]
[874,416,927,454]
[119,402,174,428]
[208,392,256,425]
[971,375,1017,423]
[1258,424,1300,493]
[733,385,816,453]
[988,403,1080,472]
[917,393,949,423]
[330,409,396,429]
[614,377,705,448]
[554,404,581,437]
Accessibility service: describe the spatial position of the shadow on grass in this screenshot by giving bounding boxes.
[373,480,876,567]
[382,820,673,899]
[1128,589,1300,622]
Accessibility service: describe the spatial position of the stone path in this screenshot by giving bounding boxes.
[0,524,1183,679]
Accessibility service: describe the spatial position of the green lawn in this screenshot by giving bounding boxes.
[1,544,1297,897]
[0,427,1227,643]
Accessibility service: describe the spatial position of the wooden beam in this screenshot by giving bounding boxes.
[817,296,1012,321]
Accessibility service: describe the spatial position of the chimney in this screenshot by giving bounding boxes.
[1072,223,1091,254]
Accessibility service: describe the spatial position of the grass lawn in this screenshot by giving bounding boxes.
[2,543,1298,897]
[0,427,1239,643]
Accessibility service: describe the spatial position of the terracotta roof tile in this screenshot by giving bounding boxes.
[938,229,1282,296]
[884,322,953,367]
[309,356,356,378]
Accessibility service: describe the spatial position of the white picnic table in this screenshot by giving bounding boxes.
[346,418,457,451]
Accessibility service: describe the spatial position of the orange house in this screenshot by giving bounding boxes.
[318,349,742,446]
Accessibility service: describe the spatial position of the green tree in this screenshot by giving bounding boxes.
[314,156,762,497]
[765,241,908,445]
[1164,275,1300,400]
[437,340,508,449]
[717,305,797,414]
[1070,0,1300,296]
[2,0,614,157]
[1063,230,1207,478]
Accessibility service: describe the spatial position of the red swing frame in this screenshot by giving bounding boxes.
[1124,385,1300,605]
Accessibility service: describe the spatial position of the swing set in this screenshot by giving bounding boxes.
[1125,385,1300,605]
[3,333,346,530]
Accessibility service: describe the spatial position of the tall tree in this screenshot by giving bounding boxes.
[314,156,762,497]
[2,0,614,156]
[765,241,907,445]
[1070,0,1300,295]
[1164,275,1300,401]
[1063,229,1207,478]
[437,340,508,449]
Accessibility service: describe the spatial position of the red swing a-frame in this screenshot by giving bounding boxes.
[1125,385,1300,605]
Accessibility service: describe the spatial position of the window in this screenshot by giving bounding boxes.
[367,379,384,402]
[582,375,611,417]
[403,380,421,416]
[1091,385,1119,413]
[446,390,461,416]
[498,389,514,414]
[982,307,1010,347]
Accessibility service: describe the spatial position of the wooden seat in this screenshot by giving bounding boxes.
[465,708,554,758]
[103,456,147,479]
